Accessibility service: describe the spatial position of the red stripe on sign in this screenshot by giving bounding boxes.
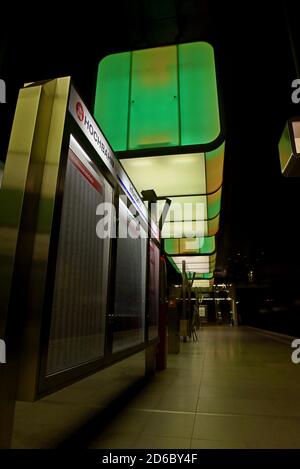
[68,149,103,193]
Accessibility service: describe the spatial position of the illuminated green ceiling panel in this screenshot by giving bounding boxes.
[157,195,208,222]
[207,214,220,237]
[193,279,214,288]
[206,142,224,193]
[164,236,215,255]
[162,220,208,238]
[179,42,220,146]
[94,52,130,151]
[169,254,216,274]
[121,154,221,238]
[172,253,216,264]
[194,272,214,279]
[162,214,220,238]
[129,46,179,149]
[152,189,221,221]
[207,187,222,219]
[121,153,206,196]
[94,42,221,151]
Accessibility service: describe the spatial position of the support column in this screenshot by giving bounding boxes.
[229,284,238,326]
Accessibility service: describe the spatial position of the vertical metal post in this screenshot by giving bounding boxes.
[230,284,238,326]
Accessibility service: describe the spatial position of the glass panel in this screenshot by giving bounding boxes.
[172,254,216,264]
[94,52,130,151]
[129,46,179,149]
[205,142,225,194]
[207,187,222,219]
[179,42,220,145]
[162,220,208,238]
[148,240,160,340]
[173,263,214,274]
[121,153,206,197]
[171,255,216,274]
[113,198,147,353]
[157,195,207,222]
[180,237,215,254]
[46,136,112,375]
[193,279,214,288]
[208,214,220,236]
[164,238,180,254]
[168,256,214,275]
[164,236,215,255]
[157,191,221,224]
[194,273,214,279]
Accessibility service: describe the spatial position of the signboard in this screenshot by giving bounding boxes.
[69,87,116,175]
[69,87,159,240]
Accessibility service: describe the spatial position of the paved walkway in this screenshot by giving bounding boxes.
[88,325,300,449]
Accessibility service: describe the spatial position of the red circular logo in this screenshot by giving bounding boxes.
[76,102,84,121]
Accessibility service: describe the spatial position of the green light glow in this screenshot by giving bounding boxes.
[168,257,215,276]
[194,272,214,279]
[170,254,216,274]
[121,153,206,196]
[157,196,207,222]
[193,279,214,288]
[94,42,220,150]
[154,191,221,223]
[94,42,224,268]
[179,42,220,145]
[94,52,130,151]
[207,187,222,219]
[162,220,208,238]
[161,214,220,238]
[129,46,179,149]
[164,237,215,255]
[121,155,221,238]
[205,142,225,193]
[208,214,220,236]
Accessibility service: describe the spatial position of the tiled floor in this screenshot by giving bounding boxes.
[87,325,300,449]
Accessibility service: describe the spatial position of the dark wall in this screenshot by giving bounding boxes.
[237,285,300,337]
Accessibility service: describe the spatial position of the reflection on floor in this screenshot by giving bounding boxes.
[13,326,300,448]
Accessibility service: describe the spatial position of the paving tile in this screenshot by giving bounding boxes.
[141,411,195,438]
[190,438,247,449]
[134,435,190,449]
[193,413,300,448]
[156,393,199,412]
[88,433,138,449]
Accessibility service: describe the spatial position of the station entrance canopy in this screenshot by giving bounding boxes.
[94,42,225,285]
